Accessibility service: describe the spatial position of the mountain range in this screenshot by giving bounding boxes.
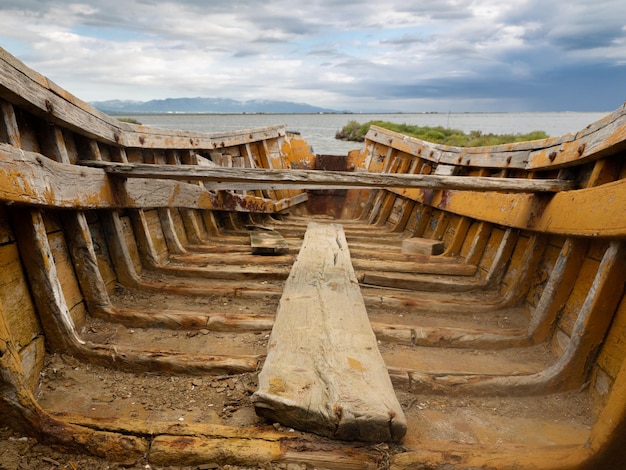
[91,97,339,114]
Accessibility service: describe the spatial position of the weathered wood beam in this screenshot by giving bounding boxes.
[57,413,382,469]
[12,208,259,374]
[250,229,290,255]
[389,176,626,237]
[80,160,577,192]
[0,299,148,464]
[93,308,275,331]
[0,144,306,212]
[397,241,626,396]
[253,222,406,442]
[125,209,293,280]
[168,251,295,266]
[1,47,293,150]
[353,259,477,276]
[360,229,517,292]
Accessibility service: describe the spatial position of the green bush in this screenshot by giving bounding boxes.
[335,120,549,147]
[117,117,142,125]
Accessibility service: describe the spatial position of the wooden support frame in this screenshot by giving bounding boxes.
[360,228,517,292]
[0,144,307,212]
[394,241,626,396]
[12,207,260,373]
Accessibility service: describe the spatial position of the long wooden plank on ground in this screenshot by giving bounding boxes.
[252,222,406,442]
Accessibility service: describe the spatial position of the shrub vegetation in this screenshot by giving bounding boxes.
[335,120,548,147]
[117,117,142,125]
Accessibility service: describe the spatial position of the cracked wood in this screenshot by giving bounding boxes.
[253,221,406,442]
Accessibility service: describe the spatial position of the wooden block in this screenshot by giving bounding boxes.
[250,230,289,255]
[253,222,406,442]
[401,237,444,255]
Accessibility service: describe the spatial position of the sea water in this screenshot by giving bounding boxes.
[119,112,611,156]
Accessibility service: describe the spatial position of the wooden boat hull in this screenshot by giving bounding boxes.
[0,46,626,468]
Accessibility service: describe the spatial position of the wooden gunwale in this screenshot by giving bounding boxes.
[365,103,626,171]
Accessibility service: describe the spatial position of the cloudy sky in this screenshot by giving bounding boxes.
[1,0,625,112]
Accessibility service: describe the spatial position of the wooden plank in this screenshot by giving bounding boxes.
[0,144,305,213]
[360,272,481,292]
[253,222,406,442]
[149,435,281,467]
[352,259,476,276]
[83,160,576,193]
[250,229,289,255]
[401,237,445,255]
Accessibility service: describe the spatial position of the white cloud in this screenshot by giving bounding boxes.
[0,0,624,111]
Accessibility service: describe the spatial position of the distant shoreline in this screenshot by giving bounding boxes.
[106,110,610,116]
[115,111,612,155]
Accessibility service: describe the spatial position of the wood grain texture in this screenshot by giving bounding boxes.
[82,160,576,192]
[250,230,289,255]
[253,222,406,442]
[0,144,306,212]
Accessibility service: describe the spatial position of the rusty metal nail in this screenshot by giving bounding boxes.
[549,151,557,161]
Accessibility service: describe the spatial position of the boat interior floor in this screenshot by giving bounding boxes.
[34,214,595,459]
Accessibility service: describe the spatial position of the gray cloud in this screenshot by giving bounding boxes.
[0,0,624,111]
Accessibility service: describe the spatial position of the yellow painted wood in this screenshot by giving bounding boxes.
[86,219,118,294]
[476,227,505,274]
[500,234,529,293]
[557,257,601,337]
[0,243,41,349]
[119,215,143,276]
[144,209,169,262]
[149,435,282,467]
[48,231,86,326]
[389,177,626,237]
[587,351,626,468]
[597,296,626,379]
[19,336,45,392]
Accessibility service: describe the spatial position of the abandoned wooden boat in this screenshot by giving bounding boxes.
[1,45,626,469]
